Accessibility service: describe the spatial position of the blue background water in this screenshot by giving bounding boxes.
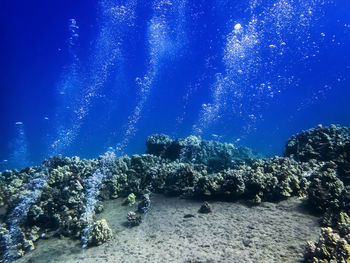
[1,0,350,170]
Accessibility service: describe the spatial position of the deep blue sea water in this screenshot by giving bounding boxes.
[1,0,350,170]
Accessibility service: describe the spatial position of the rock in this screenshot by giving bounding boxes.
[184,214,195,218]
[23,239,35,252]
[146,134,263,171]
[95,203,104,214]
[138,193,151,213]
[308,162,344,213]
[284,125,350,185]
[146,134,173,157]
[126,212,142,227]
[1,125,349,260]
[164,163,201,195]
[305,227,350,262]
[284,124,350,163]
[0,224,10,259]
[123,193,136,206]
[87,219,113,246]
[199,202,212,214]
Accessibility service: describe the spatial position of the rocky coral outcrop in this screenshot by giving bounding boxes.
[305,226,350,263]
[123,193,136,206]
[242,157,311,203]
[126,211,142,227]
[146,134,263,171]
[87,219,112,246]
[284,124,350,162]
[284,124,350,184]
[198,202,212,213]
[286,125,350,262]
[193,157,314,204]
[285,125,350,225]
[308,162,344,213]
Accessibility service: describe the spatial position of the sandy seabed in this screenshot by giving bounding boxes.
[15,195,321,263]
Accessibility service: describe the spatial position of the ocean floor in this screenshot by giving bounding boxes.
[15,195,321,263]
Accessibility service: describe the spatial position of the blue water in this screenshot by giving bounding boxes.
[1,0,350,170]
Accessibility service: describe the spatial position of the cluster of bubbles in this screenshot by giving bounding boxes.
[3,167,49,262]
[68,18,80,54]
[80,150,116,250]
[51,0,137,156]
[2,1,347,260]
[50,17,82,156]
[3,0,343,170]
[116,0,188,155]
[194,0,332,137]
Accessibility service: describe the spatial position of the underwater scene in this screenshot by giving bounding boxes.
[1,0,350,262]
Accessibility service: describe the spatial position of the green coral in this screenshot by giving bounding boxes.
[123,193,136,206]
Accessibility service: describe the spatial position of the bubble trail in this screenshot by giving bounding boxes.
[116,0,188,155]
[51,0,137,156]
[2,166,49,262]
[80,151,116,250]
[193,0,332,137]
[50,18,82,156]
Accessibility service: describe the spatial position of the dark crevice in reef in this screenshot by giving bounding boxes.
[0,124,350,262]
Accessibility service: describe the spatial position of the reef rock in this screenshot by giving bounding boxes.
[308,162,344,213]
[284,124,350,164]
[146,134,262,171]
[198,202,212,213]
[126,211,142,227]
[193,157,313,203]
[123,193,136,206]
[87,219,113,246]
[305,227,350,263]
[1,125,350,260]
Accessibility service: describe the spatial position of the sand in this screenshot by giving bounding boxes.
[15,195,321,263]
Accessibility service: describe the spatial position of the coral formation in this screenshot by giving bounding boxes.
[126,212,142,227]
[87,219,112,246]
[1,125,350,261]
[284,124,350,163]
[123,193,136,206]
[284,125,350,262]
[146,134,263,171]
[304,226,350,263]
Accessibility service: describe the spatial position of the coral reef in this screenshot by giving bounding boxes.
[194,157,314,204]
[284,124,350,184]
[138,192,151,213]
[1,125,350,262]
[296,126,350,229]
